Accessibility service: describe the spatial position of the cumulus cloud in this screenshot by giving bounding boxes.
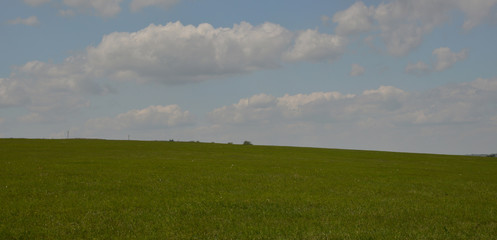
[332,1,374,35]
[87,21,346,84]
[85,105,194,131]
[0,57,110,114]
[333,0,497,56]
[1,20,346,123]
[405,47,468,75]
[350,64,365,77]
[87,21,292,83]
[130,0,179,11]
[208,91,358,124]
[7,16,40,26]
[206,77,497,153]
[210,78,497,127]
[284,29,346,62]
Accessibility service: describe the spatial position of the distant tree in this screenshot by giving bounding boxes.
[243,140,253,145]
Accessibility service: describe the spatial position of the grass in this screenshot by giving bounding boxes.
[1,138,496,239]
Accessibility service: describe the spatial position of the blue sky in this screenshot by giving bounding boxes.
[1,0,497,154]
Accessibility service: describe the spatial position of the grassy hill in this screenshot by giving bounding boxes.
[1,139,496,239]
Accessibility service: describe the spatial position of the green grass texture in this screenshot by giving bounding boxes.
[1,139,496,239]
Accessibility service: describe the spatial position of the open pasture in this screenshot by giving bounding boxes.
[1,139,496,239]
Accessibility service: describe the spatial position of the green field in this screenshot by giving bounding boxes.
[1,139,496,239]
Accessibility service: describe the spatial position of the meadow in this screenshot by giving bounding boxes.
[1,138,496,239]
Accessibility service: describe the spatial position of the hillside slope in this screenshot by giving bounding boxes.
[1,139,496,239]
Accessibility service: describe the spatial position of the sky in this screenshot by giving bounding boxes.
[1,0,497,155]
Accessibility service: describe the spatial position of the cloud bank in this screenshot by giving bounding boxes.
[209,78,497,127]
[70,77,497,154]
[0,21,346,113]
[203,77,497,153]
[331,0,497,56]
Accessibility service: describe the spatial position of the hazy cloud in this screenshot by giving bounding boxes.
[405,61,431,76]
[405,47,468,75]
[433,47,469,71]
[333,1,374,35]
[85,105,194,131]
[320,15,330,25]
[0,57,110,114]
[59,9,76,17]
[456,0,497,30]
[61,0,122,17]
[23,0,51,7]
[333,0,497,56]
[7,16,40,26]
[130,0,179,12]
[206,77,497,153]
[350,64,365,77]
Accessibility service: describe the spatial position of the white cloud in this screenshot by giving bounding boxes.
[332,1,374,35]
[85,105,194,131]
[206,77,497,154]
[433,47,469,71]
[62,0,122,17]
[405,47,468,75]
[7,16,40,26]
[0,57,110,115]
[371,1,450,56]
[405,61,432,76]
[1,20,346,121]
[130,0,179,12]
[23,0,51,7]
[334,0,497,56]
[87,21,291,83]
[209,78,494,128]
[88,21,346,84]
[455,0,497,30]
[350,64,365,77]
[284,29,346,62]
